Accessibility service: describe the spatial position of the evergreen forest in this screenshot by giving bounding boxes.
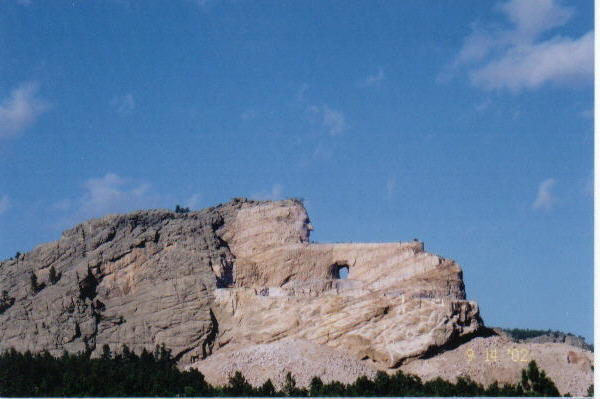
[0,344,578,397]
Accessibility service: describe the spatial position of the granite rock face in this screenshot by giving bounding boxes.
[0,198,484,368]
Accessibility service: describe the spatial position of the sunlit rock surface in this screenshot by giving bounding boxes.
[0,198,482,375]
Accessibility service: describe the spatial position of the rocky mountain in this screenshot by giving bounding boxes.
[0,198,592,395]
[495,328,593,351]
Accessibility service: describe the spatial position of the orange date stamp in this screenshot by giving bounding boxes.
[466,347,530,363]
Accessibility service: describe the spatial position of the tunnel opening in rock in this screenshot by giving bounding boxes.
[331,263,349,280]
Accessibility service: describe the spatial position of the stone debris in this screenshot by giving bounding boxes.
[188,338,377,389]
[401,335,593,397]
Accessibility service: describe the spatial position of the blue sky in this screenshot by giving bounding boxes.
[0,0,593,342]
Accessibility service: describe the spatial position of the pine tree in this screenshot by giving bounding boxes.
[49,266,61,285]
[282,372,297,396]
[258,379,276,397]
[101,344,111,360]
[30,272,39,293]
[520,360,560,397]
[175,205,190,214]
[309,376,324,396]
[226,371,253,396]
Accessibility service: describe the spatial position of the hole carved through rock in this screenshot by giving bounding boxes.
[331,263,349,280]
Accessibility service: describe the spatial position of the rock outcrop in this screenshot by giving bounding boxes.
[0,198,482,369]
[495,328,593,351]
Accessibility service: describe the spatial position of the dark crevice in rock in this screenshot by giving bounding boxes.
[173,346,194,363]
[73,322,81,339]
[109,250,132,263]
[0,290,15,314]
[78,268,98,301]
[172,309,218,364]
[81,227,87,258]
[202,308,219,359]
[93,299,106,312]
[280,274,294,287]
[105,229,116,244]
[214,232,235,288]
[30,271,46,295]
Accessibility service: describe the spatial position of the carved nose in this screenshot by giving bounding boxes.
[306,223,313,231]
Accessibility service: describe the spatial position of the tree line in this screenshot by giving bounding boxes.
[502,328,590,346]
[0,344,576,397]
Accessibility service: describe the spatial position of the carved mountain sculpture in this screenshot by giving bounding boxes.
[0,198,482,367]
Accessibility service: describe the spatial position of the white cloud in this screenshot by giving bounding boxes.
[51,198,71,212]
[322,106,347,136]
[582,172,593,197]
[296,83,309,102]
[579,108,593,119]
[497,0,573,40]
[78,173,152,217]
[311,140,333,161]
[453,0,593,91]
[471,32,593,90]
[192,0,222,10]
[111,93,135,115]
[0,82,49,139]
[251,184,284,201]
[532,178,557,211]
[361,67,385,87]
[0,195,10,214]
[386,177,396,200]
[308,105,347,136]
[50,174,206,228]
[474,98,492,111]
[240,109,256,120]
[51,174,163,227]
[184,193,202,209]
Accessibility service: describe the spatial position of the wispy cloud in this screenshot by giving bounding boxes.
[49,174,206,229]
[532,178,557,211]
[311,140,334,161]
[322,106,347,136]
[474,98,492,111]
[0,195,10,215]
[53,173,165,227]
[385,177,396,200]
[111,93,135,115]
[240,109,256,120]
[308,105,347,136]
[184,193,202,209]
[0,82,49,139]
[296,83,309,102]
[79,173,154,218]
[192,0,223,10]
[451,0,592,91]
[361,67,385,87]
[582,172,593,197]
[251,184,284,201]
[579,108,593,119]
